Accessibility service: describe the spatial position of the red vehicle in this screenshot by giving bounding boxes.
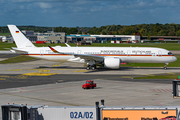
[36,41,44,44]
[159,116,176,120]
[82,80,96,89]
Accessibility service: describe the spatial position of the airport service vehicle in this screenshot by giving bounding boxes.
[7,25,177,70]
[82,80,96,89]
[159,116,176,120]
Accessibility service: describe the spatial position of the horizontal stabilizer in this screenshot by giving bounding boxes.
[10,47,28,53]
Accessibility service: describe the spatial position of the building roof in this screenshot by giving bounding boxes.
[142,36,180,39]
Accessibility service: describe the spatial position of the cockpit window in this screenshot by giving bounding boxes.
[168,52,173,55]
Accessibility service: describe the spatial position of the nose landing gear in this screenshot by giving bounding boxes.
[164,63,169,70]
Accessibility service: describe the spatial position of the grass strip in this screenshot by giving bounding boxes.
[121,55,180,67]
[0,55,37,64]
[1,43,180,50]
[0,42,16,50]
[134,74,180,79]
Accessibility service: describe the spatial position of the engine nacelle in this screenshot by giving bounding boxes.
[104,57,120,69]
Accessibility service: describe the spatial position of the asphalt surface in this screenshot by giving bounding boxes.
[0,51,179,90]
[0,54,19,58]
[0,51,180,120]
[0,74,174,90]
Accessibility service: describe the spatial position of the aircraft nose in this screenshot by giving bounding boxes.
[173,56,177,62]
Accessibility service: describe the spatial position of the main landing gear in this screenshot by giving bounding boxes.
[86,65,97,70]
[163,63,169,70]
[86,60,97,70]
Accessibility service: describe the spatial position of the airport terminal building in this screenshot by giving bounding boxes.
[36,32,66,43]
[8,30,180,44]
[66,35,140,43]
[35,34,140,43]
[24,31,141,43]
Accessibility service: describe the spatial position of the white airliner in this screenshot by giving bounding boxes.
[8,25,177,70]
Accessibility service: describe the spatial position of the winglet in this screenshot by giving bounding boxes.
[65,43,71,47]
[48,46,59,53]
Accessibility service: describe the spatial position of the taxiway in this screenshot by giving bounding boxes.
[0,60,180,120]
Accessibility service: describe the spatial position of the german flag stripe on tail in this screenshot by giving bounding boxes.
[48,46,59,53]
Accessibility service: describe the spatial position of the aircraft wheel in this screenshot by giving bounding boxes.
[164,67,167,70]
[91,66,95,70]
[86,66,91,70]
[91,65,96,70]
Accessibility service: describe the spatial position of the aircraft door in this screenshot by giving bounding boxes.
[127,50,131,56]
[158,50,162,57]
[40,50,44,56]
[77,50,81,54]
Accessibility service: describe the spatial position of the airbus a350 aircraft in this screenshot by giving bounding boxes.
[8,25,177,70]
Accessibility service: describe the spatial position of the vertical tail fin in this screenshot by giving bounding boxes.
[7,25,35,48]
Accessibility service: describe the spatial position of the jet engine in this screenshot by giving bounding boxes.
[104,57,121,69]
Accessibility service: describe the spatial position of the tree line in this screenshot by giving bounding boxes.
[0,26,54,33]
[87,23,180,36]
[1,23,180,36]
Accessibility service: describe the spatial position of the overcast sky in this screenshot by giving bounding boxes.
[1,0,180,27]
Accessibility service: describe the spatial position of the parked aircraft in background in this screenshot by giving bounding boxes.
[8,25,177,70]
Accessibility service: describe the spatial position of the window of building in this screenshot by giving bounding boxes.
[96,38,101,40]
[72,38,76,41]
[107,38,111,41]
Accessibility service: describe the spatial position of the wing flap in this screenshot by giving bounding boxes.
[74,54,103,61]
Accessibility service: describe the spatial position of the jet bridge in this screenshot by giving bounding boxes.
[173,78,180,98]
[2,100,180,120]
[1,104,43,120]
[1,104,98,120]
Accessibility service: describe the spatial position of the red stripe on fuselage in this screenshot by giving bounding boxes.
[24,54,174,57]
[24,54,71,56]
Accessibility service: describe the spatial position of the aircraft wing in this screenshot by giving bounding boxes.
[74,54,104,62]
[48,46,104,62]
